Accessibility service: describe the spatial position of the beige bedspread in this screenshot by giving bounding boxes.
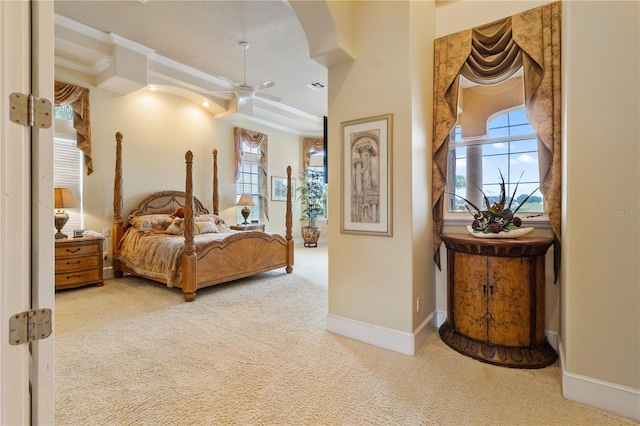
[117,228,240,287]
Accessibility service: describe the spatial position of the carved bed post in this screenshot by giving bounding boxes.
[182,150,197,302]
[112,132,124,277]
[212,148,219,216]
[285,165,294,273]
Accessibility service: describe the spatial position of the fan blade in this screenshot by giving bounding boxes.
[253,80,275,91]
[255,92,281,103]
[203,89,236,95]
[217,76,240,88]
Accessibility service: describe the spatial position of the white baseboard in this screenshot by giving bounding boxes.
[102,266,114,279]
[326,311,437,356]
[558,339,640,421]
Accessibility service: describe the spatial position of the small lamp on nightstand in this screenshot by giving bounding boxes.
[54,187,77,239]
[236,193,254,225]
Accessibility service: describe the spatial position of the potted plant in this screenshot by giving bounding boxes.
[298,169,326,247]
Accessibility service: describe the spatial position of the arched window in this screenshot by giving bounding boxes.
[448,106,543,214]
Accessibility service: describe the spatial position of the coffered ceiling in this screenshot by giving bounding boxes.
[54,0,328,135]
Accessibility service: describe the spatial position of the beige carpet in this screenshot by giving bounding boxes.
[55,245,635,425]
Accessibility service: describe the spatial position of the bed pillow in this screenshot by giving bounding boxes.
[195,221,218,234]
[170,207,185,218]
[129,214,174,232]
[165,217,183,235]
[165,217,219,235]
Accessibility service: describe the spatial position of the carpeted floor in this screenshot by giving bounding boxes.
[55,245,635,425]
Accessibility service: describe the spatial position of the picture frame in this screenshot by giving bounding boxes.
[271,176,295,202]
[340,113,393,236]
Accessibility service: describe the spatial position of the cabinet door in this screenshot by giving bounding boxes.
[487,257,531,346]
[452,252,488,342]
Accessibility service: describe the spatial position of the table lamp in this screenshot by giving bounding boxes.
[54,187,77,239]
[236,193,254,225]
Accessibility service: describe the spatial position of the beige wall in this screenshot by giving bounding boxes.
[562,0,639,389]
[327,1,433,334]
[55,66,303,265]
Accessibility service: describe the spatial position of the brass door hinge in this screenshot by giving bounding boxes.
[9,308,52,345]
[9,92,52,128]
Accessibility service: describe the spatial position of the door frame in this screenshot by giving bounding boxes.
[0,1,55,424]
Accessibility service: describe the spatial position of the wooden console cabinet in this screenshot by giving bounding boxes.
[439,233,557,368]
[55,235,104,290]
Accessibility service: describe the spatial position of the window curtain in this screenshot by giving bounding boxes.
[234,127,269,220]
[54,81,93,175]
[432,2,561,274]
[302,137,324,174]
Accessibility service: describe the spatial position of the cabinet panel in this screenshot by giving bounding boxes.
[452,252,487,342]
[487,257,530,346]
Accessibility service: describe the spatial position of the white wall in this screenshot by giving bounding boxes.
[55,66,303,266]
[325,1,434,349]
[562,0,639,391]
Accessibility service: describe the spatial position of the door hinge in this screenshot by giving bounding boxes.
[9,92,52,129]
[9,308,52,345]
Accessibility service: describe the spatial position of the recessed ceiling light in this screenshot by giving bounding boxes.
[202,101,210,108]
[306,81,327,91]
[149,85,158,91]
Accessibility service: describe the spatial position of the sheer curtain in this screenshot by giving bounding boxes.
[54,81,93,175]
[234,127,269,220]
[432,2,561,273]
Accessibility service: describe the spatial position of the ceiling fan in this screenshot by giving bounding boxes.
[206,41,280,105]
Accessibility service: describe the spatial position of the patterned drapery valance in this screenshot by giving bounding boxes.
[54,81,93,175]
[302,137,324,174]
[234,127,269,220]
[432,2,562,276]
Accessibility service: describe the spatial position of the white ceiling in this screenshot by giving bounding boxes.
[53,0,328,135]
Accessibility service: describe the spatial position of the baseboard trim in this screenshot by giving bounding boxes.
[326,311,437,356]
[558,339,640,421]
[102,266,114,279]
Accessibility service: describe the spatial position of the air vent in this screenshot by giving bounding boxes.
[306,81,327,91]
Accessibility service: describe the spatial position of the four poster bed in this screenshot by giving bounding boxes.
[111,132,294,302]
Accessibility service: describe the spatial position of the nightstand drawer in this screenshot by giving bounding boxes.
[55,268,101,288]
[55,255,100,272]
[55,235,105,290]
[55,241,100,258]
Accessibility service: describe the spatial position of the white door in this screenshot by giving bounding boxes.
[0,1,55,424]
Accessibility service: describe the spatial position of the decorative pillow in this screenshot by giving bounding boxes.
[199,214,226,225]
[164,217,218,235]
[165,217,183,235]
[195,221,218,234]
[129,214,174,232]
[170,207,185,218]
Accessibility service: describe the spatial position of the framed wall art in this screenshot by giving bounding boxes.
[271,175,295,202]
[340,113,393,236]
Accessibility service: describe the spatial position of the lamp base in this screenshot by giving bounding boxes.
[55,210,69,239]
[241,207,250,225]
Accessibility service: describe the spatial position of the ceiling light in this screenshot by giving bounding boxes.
[149,85,158,91]
[202,101,210,108]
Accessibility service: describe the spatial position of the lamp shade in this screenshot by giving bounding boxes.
[54,187,77,209]
[236,193,255,207]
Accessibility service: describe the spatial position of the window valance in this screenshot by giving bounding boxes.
[234,127,269,220]
[54,81,93,175]
[302,137,324,174]
[432,2,561,274]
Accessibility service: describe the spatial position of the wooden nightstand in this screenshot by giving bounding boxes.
[230,224,266,231]
[55,234,105,290]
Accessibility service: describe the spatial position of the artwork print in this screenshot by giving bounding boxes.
[341,114,393,236]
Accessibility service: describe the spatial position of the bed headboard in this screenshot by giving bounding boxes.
[127,190,209,220]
